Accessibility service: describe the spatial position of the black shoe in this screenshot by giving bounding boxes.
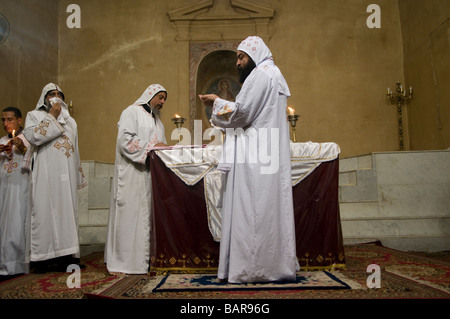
[31,260,50,274]
[0,274,23,282]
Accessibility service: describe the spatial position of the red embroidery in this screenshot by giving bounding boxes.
[127,139,142,153]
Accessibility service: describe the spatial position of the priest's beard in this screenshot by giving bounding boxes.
[144,103,161,117]
[238,59,256,84]
[150,105,160,117]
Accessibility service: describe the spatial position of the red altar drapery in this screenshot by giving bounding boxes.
[149,151,345,273]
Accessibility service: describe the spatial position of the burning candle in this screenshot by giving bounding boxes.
[12,130,15,138]
[288,107,295,116]
[172,114,185,130]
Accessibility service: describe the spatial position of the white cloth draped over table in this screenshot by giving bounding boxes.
[290,142,341,186]
[153,141,340,243]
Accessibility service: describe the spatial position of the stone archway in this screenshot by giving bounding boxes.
[189,42,241,134]
[168,0,275,135]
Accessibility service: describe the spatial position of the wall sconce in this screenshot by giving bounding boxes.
[68,100,74,115]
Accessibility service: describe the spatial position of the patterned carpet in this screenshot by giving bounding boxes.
[0,242,449,300]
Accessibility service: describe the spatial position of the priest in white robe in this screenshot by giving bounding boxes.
[105,84,167,275]
[0,107,31,276]
[199,36,299,283]
[23,83,86,272]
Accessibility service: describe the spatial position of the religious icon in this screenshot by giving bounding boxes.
[204,77,240,121]
[217,78,235,101]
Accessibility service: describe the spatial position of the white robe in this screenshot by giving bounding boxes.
[212,60,299,283]
[23,110,86,261]
[105,104,166,274]
[0,134,30,275]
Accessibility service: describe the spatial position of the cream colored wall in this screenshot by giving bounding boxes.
[0,0,58,119]
[398,0,450,151]
[270,0,405,156]
[2,1,447,163]
[57,0,406,162]
[57,0,180,162]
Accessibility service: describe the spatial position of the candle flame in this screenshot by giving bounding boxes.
[287,107,295,115]
[12,130,15,138]
[174,114,181,118]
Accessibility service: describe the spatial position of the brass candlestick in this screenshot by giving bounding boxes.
[387,81,413,151]
[172,114,186,143]
[288,114,300,143]
[171,115,185,129]
[68,100,74,115]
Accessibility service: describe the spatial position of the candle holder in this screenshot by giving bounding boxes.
[387,81,413,151]
[172,115,186,143]
[68,100,74,115]
[288,114,300,143]
[171,116,186,129]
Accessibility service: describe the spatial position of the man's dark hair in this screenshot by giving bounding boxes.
[2,106,22,119]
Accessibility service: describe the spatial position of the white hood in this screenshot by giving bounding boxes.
[36,82,71,124]
[237,36,290,97]
[133,84,167,106]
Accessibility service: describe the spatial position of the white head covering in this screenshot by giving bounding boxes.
[36,82,71,124]
[237,36,273,66]
[134,84,167,106]
[237,36,290,97]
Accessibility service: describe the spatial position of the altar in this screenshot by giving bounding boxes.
[149,142,345,273]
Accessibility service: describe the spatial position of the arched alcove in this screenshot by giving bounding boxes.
[188,41,241,141]
[195,50,241,132]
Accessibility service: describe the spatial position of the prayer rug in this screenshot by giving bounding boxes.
[2,244,450,299]
[152,271,354,292]
[344,242,450,295]
[85,244,450,299]
[85,275,165,299]
[0,252,123,299]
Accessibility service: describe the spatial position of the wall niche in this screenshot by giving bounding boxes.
[195,49,241,132]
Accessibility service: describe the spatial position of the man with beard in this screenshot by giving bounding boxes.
[105,84,168,275]
[23,83,86,273]
[199,36,298,283]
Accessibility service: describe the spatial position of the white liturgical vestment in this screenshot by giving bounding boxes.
[0,133,30,275]
[23,83,86,261]
[211,36,299,283]
[105,84,167,274]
